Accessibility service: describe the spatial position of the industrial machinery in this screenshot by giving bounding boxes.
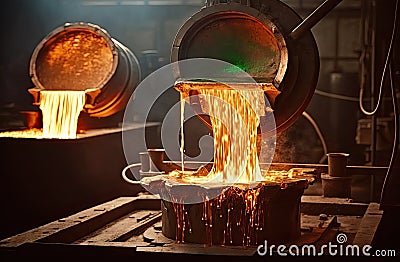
[0,0,399,259]
[152,0,332,245]
[28,22,142,129]
[0,22,158,240]
[171,0,323,133]
[124,0,397,251]
[114,0,394,251]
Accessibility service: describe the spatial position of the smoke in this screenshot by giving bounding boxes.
[273,131,296,163]
[272,117,325,164]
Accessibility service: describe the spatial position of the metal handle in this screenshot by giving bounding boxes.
[290,0,343,40]
[122,163,142,185]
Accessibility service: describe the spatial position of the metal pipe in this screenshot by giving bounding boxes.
[333,16,340,71]
[370,0,377,201]
[290,0,343,40]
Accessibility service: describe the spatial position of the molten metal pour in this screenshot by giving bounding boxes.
[141,81,315,246]
[0,30,110,139]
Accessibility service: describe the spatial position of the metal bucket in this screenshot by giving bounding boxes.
[29,22,141,118]
[161,180,308,245]
[171,1,320,133]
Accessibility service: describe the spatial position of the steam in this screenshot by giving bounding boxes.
[273,131,296,163]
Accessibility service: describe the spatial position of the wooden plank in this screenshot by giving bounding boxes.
[332,215,363,235]
[0,195,160,248]
[287,216,338,247]
[136,244,257,256]
[9,242,144,258]
[79,240,148,248]
[301,196,368,216]
[76,210,153,243]
[80,211,161,243]
[352,203,383,246]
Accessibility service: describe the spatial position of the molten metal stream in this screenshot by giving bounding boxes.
[0,91,86,139]
[180,93,185,174]
[176,82,266,184]
[169,82,270,245]
[0,30,114,139]
[200,87,265,183]
[40,90,85,139]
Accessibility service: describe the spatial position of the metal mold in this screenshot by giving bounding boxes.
[161,180,309,245]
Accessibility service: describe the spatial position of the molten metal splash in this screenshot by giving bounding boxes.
[0,128,43,139]
[168,171,313,246]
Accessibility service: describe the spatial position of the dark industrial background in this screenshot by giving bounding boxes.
[0,0,399,246]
